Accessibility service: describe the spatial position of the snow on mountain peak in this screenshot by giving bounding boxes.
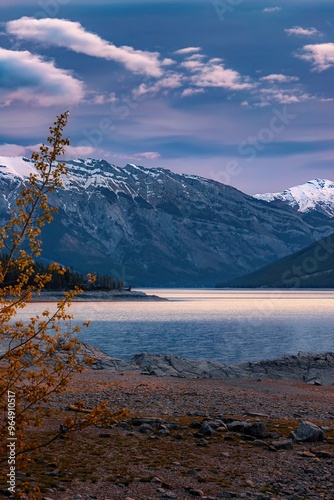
[0,156,36,179]
[254,178,334,217]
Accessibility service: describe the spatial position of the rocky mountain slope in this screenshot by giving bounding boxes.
[218,232,334,288]
[0,156,333,286]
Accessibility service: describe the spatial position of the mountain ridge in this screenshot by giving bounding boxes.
[217,232,334,289]
[1,156,333,286]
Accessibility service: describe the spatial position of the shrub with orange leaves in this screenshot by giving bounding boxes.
[0,113,112,476]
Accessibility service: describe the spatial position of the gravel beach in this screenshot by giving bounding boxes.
[6,368,333,500]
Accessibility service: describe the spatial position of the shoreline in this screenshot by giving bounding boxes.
[31,289,167,302]
[66,342,334,386]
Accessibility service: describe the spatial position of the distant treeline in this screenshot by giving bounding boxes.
[0,254,124,291]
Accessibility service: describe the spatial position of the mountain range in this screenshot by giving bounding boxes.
[0,156,333,287]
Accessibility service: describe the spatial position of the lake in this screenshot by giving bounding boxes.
[17,289,334,364]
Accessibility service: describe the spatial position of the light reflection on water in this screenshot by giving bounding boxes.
[17,289,334,364]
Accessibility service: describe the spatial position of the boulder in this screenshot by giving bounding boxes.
[290,421,324,442]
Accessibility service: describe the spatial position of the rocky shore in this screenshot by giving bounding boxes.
[74,343,334,386]
[13,367,334,500]
[1,343,334,499]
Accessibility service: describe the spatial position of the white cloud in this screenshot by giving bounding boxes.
[111,152,160,161]
[91,92,118,105]
[262,7,281,13]
[7,17,165,77]
[297,43,334,71]
[182,57,253,91]
[132,72,183,97]
[0,48,84,106]
[285,26,322,37]
[174,47,201,55]
[181,88,205,97]
[0,142,95,158]
[65,145,96,157]
[136,152,160,160]
[258,88,311,105]
[0,143,38,156]
[260,74,300,83]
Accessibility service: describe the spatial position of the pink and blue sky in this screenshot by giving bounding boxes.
[0,0,333,193]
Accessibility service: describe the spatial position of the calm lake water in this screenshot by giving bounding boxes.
[17,289,334,364]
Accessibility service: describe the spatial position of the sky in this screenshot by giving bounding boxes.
[0,0,333,194]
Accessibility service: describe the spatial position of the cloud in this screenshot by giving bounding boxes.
[181,88,205,97]
[91,92,118,105]
[0,143,38,156]
[174,47,201,55]
[260,74,300,83]
[182,57,253,91]
[297,43,334,71]
[111,151,161,161]
[132,52,253,98]
[262,7,281,13]
[65,145,96,157]
[285,26,322,37]
[257,88,312,105]
[6,17,165,77]
[0,48,84,106]
[135,151,160,160]
[132,72,183,97]
[0,142,95,157]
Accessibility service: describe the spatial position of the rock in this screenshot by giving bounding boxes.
[227,421,248,433]
[245,411,269,418]
[244,422,268,439]
[44,469,60,476]
[190,421,202,429]
[252,439,272,448]
[138,423,153,434]
[310,449,333,459]
[297,451,316,458]
[217,492,239,498]
[205,419,224,429]
[199,422,215,436]
[272,438,294,450]
[186,488,204,497]
[158,429,170,436]
[130,351,334,384]
[307,379,322,386]
[291,421,324,442]
[163,493,177,499]
[197,438,209,447]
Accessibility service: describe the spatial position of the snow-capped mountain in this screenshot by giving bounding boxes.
[0,156,333,286]
[254,179,334,218]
